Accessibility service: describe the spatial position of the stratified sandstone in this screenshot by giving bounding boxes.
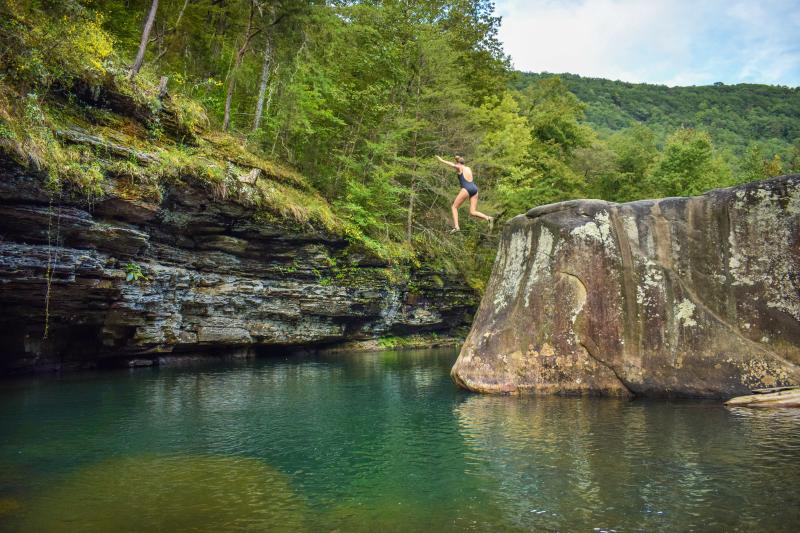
[452,175,800,398]
[0,163,477,372]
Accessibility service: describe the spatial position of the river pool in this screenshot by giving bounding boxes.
[1,348,798,531]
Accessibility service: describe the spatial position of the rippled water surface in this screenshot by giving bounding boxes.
[1,348,799,531]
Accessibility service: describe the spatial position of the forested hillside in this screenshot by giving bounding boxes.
[1,1,798,290]
[509,71,800,205]
[515,72,800,152]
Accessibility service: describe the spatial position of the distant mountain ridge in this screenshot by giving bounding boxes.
[513,72,800,154]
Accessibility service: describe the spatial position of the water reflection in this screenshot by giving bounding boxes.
[1,349,799,532]
[455,395,800,531]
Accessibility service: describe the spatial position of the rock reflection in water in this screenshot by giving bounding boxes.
[455,395,800,531]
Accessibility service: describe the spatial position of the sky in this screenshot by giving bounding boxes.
[494,0,800,87]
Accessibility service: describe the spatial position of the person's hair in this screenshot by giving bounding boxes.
[454,155,465,164]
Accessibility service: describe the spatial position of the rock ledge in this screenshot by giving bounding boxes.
[0,166,477,373]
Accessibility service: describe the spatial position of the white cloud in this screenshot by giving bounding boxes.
[495,0,800,86]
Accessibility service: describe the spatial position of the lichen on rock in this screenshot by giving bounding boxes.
[452,175,800,398]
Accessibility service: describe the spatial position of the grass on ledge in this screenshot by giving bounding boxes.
[0,77,349,238]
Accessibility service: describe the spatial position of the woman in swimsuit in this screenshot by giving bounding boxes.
[435,155,492,233]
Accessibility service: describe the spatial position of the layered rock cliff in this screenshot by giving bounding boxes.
[0,162,477,373]
[451,175,800,398]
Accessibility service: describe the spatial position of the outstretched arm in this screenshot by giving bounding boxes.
[435,155,458,168]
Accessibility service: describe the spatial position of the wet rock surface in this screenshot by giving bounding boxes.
[452,175,800,398]
[0,165,477,373]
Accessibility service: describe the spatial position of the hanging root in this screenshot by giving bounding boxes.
[43,193,62,340]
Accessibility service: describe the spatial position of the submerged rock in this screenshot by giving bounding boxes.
[0,166,477,373]
[12,455,309,532]
[452,175,800,398]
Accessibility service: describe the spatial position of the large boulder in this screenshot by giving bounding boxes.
[451,175,800,398]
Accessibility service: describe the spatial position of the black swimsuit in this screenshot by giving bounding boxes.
[458,172,478,197]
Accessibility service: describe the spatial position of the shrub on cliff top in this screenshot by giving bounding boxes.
[0,1,113,91]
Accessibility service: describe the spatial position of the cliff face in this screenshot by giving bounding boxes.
[0,164,477,373]
[451,175,800,398]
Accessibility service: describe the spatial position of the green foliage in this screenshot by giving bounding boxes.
[646,128,733,196]
[124,262,147,283]
[0,121,16,140]
[377,336,410,349]
[2,0,797,294]
[0,89,104,195]
[0,0,114,90]
[520,77,590,152]
[787,144,800,174]
[514,72,800,182]
[473,93,531,185]
[514,73,800,151]
[492,77,591,214]
[600,125,659,201]
[739,143,785,182]
[509,72,796,208]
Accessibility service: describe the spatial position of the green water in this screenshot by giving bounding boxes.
[1,348,799,532]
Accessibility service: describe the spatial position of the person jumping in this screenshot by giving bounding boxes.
[435,155,492,233]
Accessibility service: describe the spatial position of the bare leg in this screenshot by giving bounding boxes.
[451,189,469,229]
[469,194,492,221]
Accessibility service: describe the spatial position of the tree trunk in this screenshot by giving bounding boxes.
[157,76,169,99]
[222,75,237,131]
[252,38,272,131]
[223,0,260,131]
[130,0,160,78]
[406,180,415,242]
[407,67,422,242]
[153,0,191,64]
[272,37,306,155]
[263,66,277,118]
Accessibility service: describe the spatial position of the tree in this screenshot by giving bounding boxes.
[787,143,800,174]
[473,92,531,183]
[520,77,589,154]
[130,0,160,77]
[572,139,618,200]
[223,0,262,131]
[764,154,783,177]
[609,125,659,179]
[152,0,191,65]
[252,36,273,131]
[594,124,659,201]
[738,144,784,183]
[492,78,590,214]
[646,128,732,196]
[252,1,311,132]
